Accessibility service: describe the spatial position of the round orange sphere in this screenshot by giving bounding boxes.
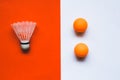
[74,43,89,58]
[73,18,88,33]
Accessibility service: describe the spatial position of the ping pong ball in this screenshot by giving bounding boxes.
[74,43,89,58]
[73,18,88,33]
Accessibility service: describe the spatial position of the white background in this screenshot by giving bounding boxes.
[61,0,120,80]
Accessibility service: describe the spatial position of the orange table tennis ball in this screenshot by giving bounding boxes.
[73,18,88,33]
[74,43,89,58]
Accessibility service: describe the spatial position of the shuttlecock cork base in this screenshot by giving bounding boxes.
[11,21,36,52]
[20,41,30,51]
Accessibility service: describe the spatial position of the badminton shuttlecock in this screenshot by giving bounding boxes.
[11,21,36,51]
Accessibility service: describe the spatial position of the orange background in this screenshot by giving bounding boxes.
[0,0,60,80]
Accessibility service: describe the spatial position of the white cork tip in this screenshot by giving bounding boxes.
[21,43,30,51]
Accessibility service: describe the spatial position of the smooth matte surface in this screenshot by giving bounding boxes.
[0,0,60,80]
[61,0,120,80]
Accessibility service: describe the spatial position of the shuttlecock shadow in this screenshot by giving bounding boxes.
[21,48,30,53]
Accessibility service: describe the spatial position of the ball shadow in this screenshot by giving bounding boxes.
[74,31,86,37]
[76,56,87,62]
